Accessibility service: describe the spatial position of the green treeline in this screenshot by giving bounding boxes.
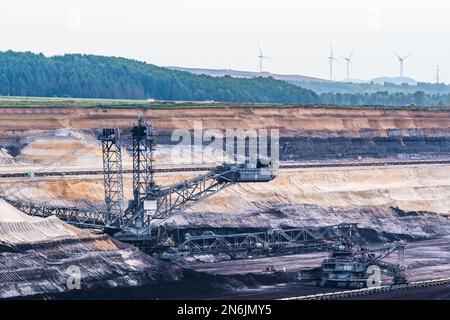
[1,51,448,107]
[319,91,450,107]
[0,51,319,104]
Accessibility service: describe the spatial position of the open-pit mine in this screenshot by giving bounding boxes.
[0,104,449,300]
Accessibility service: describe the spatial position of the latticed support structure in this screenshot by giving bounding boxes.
[116,116,158,232]
[3,198,113,229]
[153,171,235,219]
[132,116,156,206]
[98,128,124,227]
[172,223,358,255]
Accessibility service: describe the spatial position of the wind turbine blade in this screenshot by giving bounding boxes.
[349,49,355,59]
[403,53,412,60]
[393,51,401,59]
[258,43,263,56]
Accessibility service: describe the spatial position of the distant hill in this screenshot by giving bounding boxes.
[371,76,418,86]
[0,51,319,104]
[168,66,444,97]
[168,66,329,83]
[289,78,449,96]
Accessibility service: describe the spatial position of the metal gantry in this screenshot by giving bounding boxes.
[3,116,294,257]
[171,223,357,256]
[3,198,113,229]
[98,128,124,227]
[131,116,156,208]
[153,171,235,219]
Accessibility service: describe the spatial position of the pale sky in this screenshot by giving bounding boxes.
[0,0,449,83]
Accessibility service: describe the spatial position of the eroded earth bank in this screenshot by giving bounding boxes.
[0,106,449,299]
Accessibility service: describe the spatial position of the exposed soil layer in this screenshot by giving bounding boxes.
[0,199,182,299]
[1,165,449,239]
[0,106,449,136]
[1,107,450,168]
[0,106,449,299]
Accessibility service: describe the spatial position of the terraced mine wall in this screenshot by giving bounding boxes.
[0,106,449,298]
[278,136,450,161]
[1,106,449,162]
[0,106,449,240]
[152,133,450,161]
[0,199,184,299]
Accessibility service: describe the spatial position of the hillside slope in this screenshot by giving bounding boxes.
[0,51,319,104]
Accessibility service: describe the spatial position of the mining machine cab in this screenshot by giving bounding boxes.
[217,159,276,183]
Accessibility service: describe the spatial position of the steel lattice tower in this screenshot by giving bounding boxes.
[98,128,124,226]
[131,116,156,210]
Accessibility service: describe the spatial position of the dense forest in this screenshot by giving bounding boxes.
[319,91,450,107]
[0,51,319,104]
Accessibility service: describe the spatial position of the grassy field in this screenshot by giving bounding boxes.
[0,96,265,109]
[0,96,448,111]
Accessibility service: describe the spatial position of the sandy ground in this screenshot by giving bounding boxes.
[167,237,450,300]
[186,165,450,215]
[0,173,199,208]
[185,237,450,282]
[1,164,449,215]
[0,131,225,173]
[0,198,99,245]
[184,252,328,275]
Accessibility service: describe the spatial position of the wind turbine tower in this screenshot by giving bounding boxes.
[436,65,442,85]
[342,49,355,81]
[436,65,443,95]
[258,44,270,73]
[394,52,412,78]
[328,45,338,81]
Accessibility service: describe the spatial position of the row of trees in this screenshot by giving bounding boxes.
[0,51,319,104]
[319,91,450,107]
[296,79,450,96]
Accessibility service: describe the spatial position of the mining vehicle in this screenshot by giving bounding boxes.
[319,239,407,288]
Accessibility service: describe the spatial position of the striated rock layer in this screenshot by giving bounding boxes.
[161,165,450,238]
[3,164,448,239]
[0,106,449,137]
[0,199,182,299]
[1,106,449,168]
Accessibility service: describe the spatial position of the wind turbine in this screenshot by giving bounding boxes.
[328,45,339,81]
[436,65,444,95]
[436,65,442,85]
[394,52,412,78]
[258,44,270,73]
[341,49,355,81]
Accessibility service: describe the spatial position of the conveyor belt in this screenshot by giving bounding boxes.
[1,159,449,179]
